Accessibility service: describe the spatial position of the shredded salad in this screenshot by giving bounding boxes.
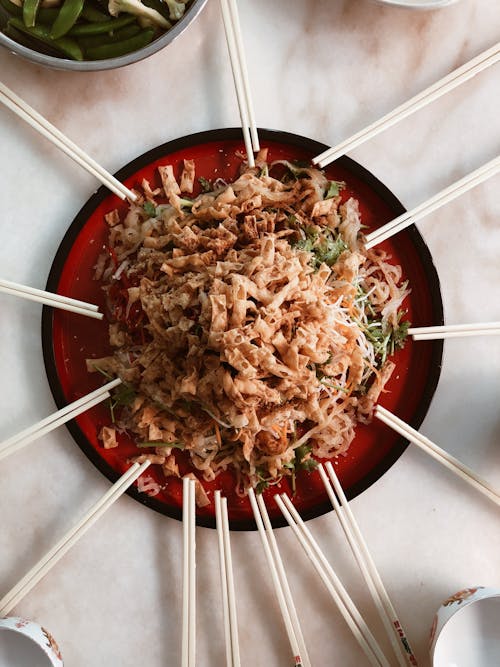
[87,149,410,501]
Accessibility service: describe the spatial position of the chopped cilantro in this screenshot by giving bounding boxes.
[324,180,343,199]
[143,201,156,217]
[392,319,410,349]
[364,316,411,365]
[198,176,212,193]
[293,226,348,270]
[294,443,319,472]
[108,383,136,424]
[112,384,136,407]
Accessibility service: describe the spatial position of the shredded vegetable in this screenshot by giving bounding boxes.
[87,149,410,497]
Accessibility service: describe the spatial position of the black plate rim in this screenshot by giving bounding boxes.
[42,127,444,530]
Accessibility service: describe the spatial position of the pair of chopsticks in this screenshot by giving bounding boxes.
[313,41,500,168]
[0,81,136,201]
[364,155,500,249]
[0,459,150,617]
[248,488,310,667]
[219,0,259,168]
[182,478,196,667]
[0,378,121,463]
[375,405,500,508]
[0,277,103,320]
[318,463,418,667]
[215,491,240,667]
[408,322,500,341]
[275,494,391,667]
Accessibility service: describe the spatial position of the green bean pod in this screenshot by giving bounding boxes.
[75,22,140,49]
[80,2,109,22]
[5,22,59,54]
[83,26,153,59]
[68,13,135,36]
[36,6,60,24]
[8,17,83,58]
[50,0,84,39]
[22,0,41,28]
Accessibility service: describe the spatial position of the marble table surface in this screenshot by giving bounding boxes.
[0,0,499,665]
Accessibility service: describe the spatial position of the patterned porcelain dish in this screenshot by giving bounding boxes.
[0,616,63,666]
[430,586,500,666]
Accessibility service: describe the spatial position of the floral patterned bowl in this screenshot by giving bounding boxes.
[430,586,500,666]
[0,616,63,666]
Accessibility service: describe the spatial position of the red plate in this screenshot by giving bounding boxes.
[42,128,443,529]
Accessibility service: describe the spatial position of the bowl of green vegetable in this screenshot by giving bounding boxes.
[0,0,206,70]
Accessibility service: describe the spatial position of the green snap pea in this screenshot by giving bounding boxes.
[68,14,135,36]
[50,0,84,39]
[36,6,60,24]
[8,17,83,58]
[83,26,153,59]
[80,2,110,22]
[75,22,140,49]
[22,0,41,28]
[5,22,59,54]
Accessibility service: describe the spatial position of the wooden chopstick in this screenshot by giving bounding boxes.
[0,378,121,463]
[0,460,150,617]
[276,494,391,667]
[219,0,259,167]
[0,81,136,202]
[364,155,500,249]
[319,463,418,667]
[248,488,307,667]
[215,491,241,667]
[313,41,500,168]
[375,405,500,507]
[0,278,103,320]
[182,477,196,667]
[409,322,500,340]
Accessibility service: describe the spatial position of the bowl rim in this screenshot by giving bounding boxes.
[41,127,444,530]
[0,0,207,71]
[373,0,459,8]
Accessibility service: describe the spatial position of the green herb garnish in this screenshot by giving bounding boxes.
[364,316,411,365]
[392,319,410,350]
[108,383,136,423]
[198,176,212,193]
[143,200,156,217]
[90,363,113,380]
[293,226,348,270]
[324,180,343,199]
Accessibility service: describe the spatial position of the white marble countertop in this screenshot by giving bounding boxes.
[0,1,499,665]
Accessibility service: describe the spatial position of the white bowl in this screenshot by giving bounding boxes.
[373,0,459,8]
[430,586,500,666]
[0,617,63,666]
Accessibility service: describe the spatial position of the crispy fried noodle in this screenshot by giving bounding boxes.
[87,150,410,499]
